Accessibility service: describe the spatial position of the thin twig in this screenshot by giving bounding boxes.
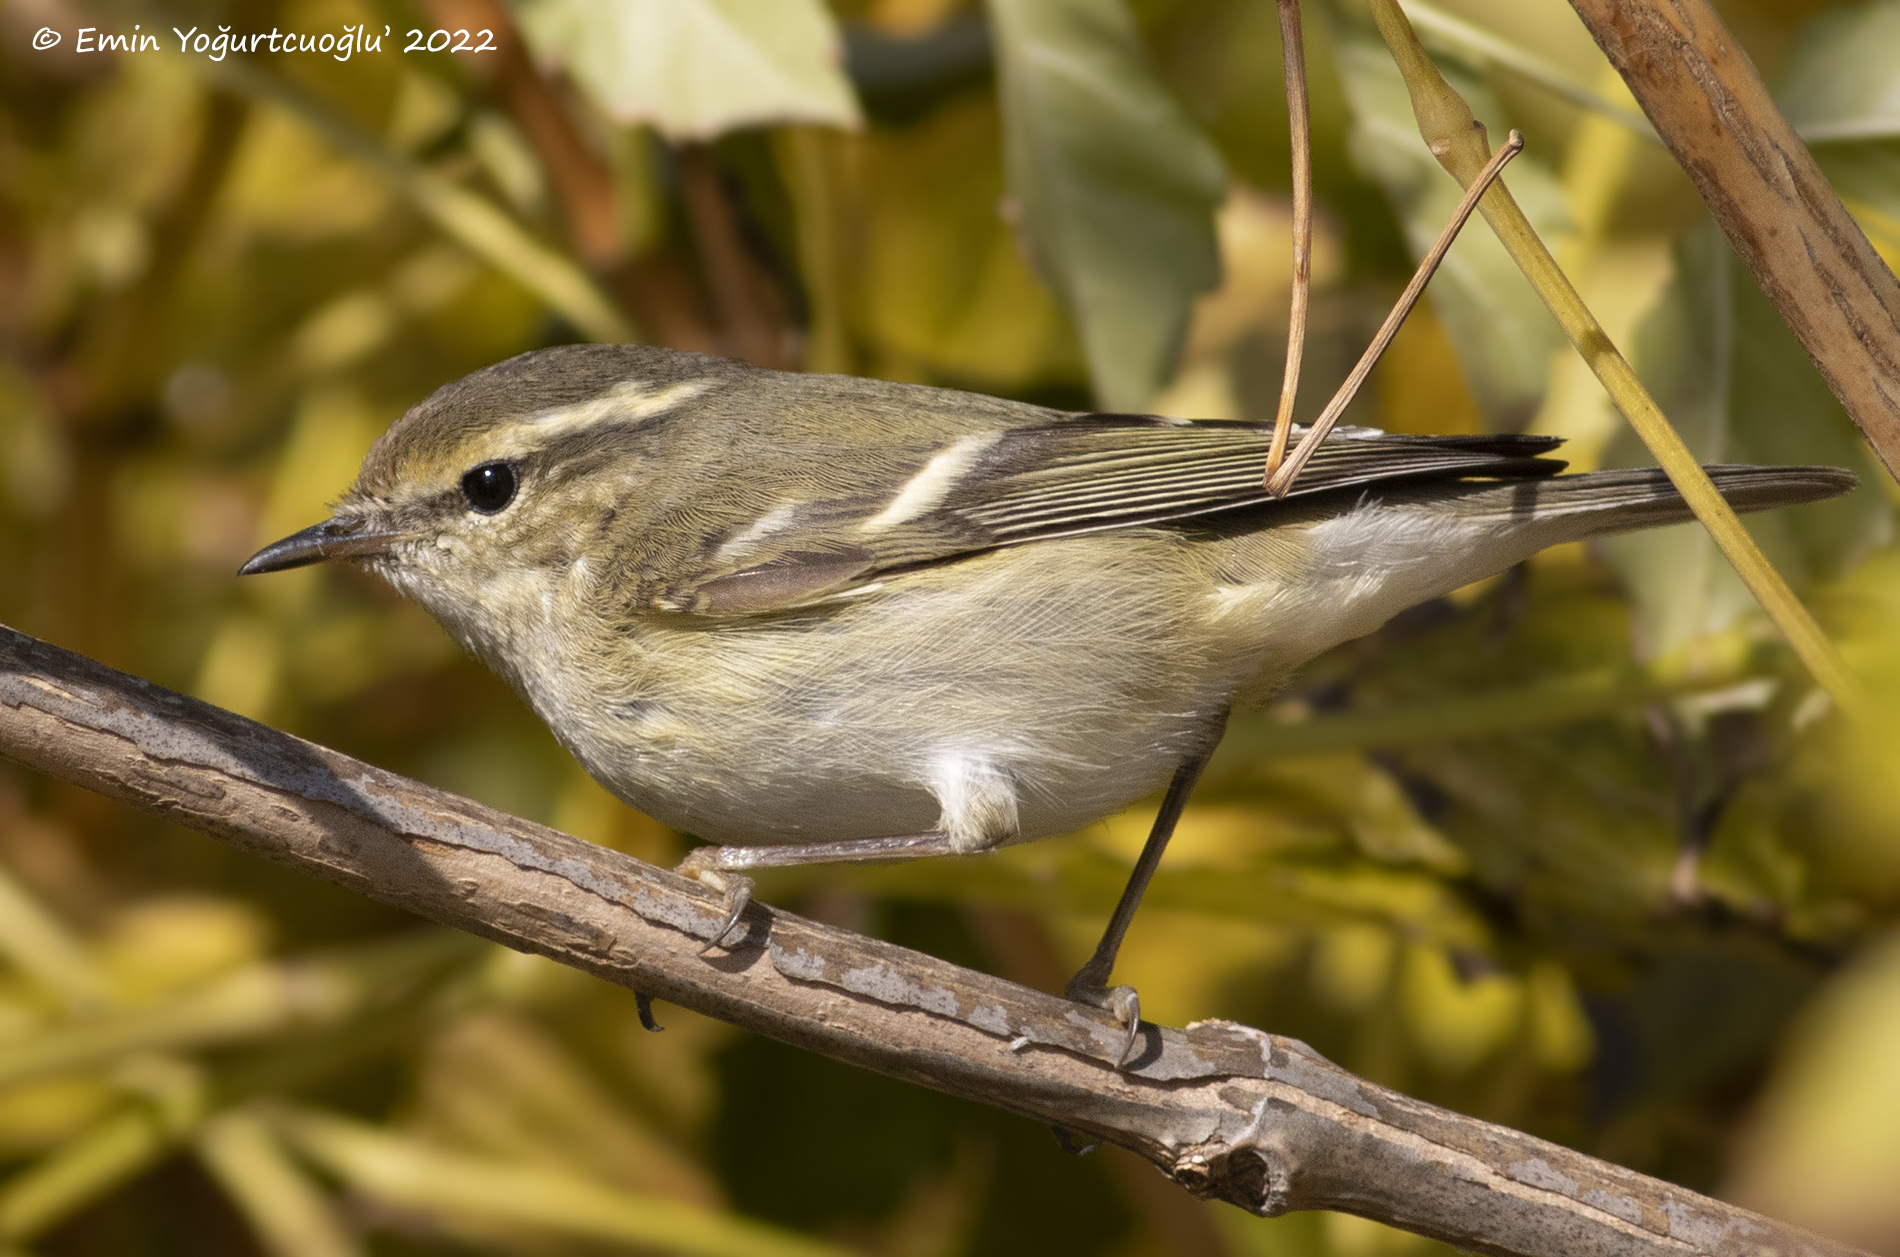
[1367,0,1867,720]
[1265,0,1314,480]
[679,147,799,370]
[429,0,725,354]
[423,0,627,268]
[0,622,1866,1257]
[1566,0,1900,482]
[1266,132,1525,497]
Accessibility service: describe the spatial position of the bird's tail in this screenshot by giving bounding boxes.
[1249,464,1860,678]
[1437,463,1858,537]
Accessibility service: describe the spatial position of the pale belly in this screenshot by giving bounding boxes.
[531,535,1250,849]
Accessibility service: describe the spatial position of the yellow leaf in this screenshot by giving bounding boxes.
[854,95,1085,389]
[1398,944,1523,1074]
[1525,961,1594,1074]
[1727,931,1900,1252]
[1311,924,1397,1013]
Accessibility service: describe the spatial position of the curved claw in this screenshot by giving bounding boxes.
[675,850,757,955]
[699,872,755,955]
[635,992,666,1033]
[1050,1125,1099,1156]
[1064,978,1144,1068]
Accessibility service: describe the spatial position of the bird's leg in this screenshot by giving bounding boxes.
[1064,750,1215,1066]
[677,831,959,952]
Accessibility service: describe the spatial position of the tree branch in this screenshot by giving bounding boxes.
[1567,0,1900,482]
[0,623,1865,1257]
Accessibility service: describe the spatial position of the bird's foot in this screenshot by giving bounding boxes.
[1050,1126,1099,1156]
[675,849,755,955]
[1063,973,1143,1068]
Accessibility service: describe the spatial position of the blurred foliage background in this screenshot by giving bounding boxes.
[2,0,1900,1254]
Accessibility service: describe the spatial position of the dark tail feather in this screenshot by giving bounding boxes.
[1448,464,1859,539]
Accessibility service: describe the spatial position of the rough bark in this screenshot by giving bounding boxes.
[1569,0,1900,481]
[0,623,1866,1257]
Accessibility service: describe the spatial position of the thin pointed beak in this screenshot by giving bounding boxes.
[239,516,405,575]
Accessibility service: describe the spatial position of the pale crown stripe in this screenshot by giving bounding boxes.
[531,379,711,437]
[481,380,713,458]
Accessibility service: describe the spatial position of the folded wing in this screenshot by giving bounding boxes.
[654,418,1567,615]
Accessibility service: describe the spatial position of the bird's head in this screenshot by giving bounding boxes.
[240,343,734,652]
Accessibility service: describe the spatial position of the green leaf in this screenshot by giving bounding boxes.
[1777,0,1900,142]
[0,1094,205,1242]
[196,1110,362,1257]
[1207,664,1758,768]
[0,365,70,521]
[511,0,862,141]
[1811,142,1900,263]
[780,840,1495,952]
[1603,222,1895,659]
[273,1107,853,1257]
[0,866,107,1013]
[199,58,632,342]
[1398,0,1654,139]
[852,95,1086,390]
[1725,932,1900,1241]
[1776,2,1900,261]
[987,0,1227,410]
[1330,24,1569,431]
[0,966,350,1093]
[413,1011,721,1205]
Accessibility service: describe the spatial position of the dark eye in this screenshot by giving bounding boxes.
[460,462,517,514]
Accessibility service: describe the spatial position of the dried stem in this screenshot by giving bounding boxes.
[1365,0,1866,721]
[1266,132,1524,497]
[423,0,627,268]
[0,622,1867,1257]
[1566,0,1900,483]
[679,147,800,370]
[1265,0,1314,480]
[426,0,727,354]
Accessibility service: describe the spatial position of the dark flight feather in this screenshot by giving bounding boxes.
[653,420,1567,615]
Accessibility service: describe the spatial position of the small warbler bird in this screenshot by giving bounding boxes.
[242,344,1853,1054]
